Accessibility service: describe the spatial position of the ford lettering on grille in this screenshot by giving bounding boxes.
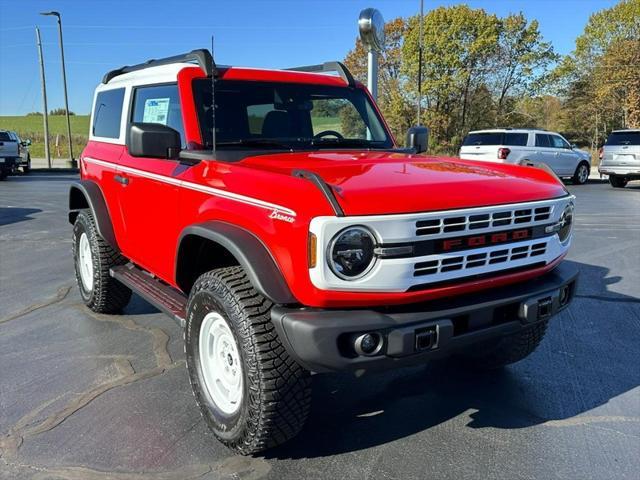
[440,228,530,252]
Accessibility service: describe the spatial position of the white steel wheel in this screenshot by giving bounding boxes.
[77,232,94,292]
[198,312,243,415]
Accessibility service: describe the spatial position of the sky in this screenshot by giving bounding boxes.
[0,0,619,116]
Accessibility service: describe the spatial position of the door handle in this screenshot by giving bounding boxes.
[114,174,129,185]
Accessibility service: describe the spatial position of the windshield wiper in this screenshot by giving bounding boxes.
[216,138,294,149]
[310,138,382,148]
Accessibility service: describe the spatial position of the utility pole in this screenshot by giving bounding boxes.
[417,0,424,125]
[41,11,75,167]
[35,27,51,168]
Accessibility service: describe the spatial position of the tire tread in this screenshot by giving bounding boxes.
[186,266,311,454]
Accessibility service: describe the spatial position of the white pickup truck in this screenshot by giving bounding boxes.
[0,130,19,180]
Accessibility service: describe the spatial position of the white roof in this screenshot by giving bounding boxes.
[96,62,194,91]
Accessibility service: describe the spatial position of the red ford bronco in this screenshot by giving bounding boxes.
[69,50,577,454]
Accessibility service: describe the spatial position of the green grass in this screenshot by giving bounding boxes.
[311,116,341,134]
[0,115,89,158]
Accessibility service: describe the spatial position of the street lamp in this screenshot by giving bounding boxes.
[40,11,75,168]
[358,8,385,101]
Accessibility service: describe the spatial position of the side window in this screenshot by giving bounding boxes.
[504,133,528,146]
[92,88,125,139]
[131,84,185,146]
[247,104,275,135]
[535,134,550,147]
[311,98,368,139]
[551,135,570,149]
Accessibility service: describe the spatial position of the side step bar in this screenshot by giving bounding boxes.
[110,264,187,327]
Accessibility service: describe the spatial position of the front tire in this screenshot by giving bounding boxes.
[457,321,548,370]
[185,266,311,455]
[572,162,590,185]
[609,175,628,188]
[23,155,31,174]
[72,210,131,313]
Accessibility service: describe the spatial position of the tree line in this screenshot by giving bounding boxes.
[343,0,639,155]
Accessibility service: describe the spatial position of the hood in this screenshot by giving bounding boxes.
[240,151,568,216]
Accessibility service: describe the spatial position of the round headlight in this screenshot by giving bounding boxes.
[328,226,377,280]
[558,203,574,243]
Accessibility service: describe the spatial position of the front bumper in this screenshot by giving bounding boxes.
[272,262,578,373]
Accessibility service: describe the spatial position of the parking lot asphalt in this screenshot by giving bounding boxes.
[1,174,639,480]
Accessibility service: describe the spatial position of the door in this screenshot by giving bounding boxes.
[549,134,578,175]
[532,133,555,168]
[114,84,186,282]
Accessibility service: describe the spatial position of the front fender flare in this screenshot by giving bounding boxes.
[68,180,119,251]
[177,221,297,305]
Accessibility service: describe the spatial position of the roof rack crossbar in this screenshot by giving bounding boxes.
[102,49,216,84]
[285,61,356,87]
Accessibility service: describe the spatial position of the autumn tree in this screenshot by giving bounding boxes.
[491,13,558,116]
[556,0,640,148]
[403,5,500,149]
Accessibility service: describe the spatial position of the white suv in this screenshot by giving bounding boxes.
[598,129,640,188]
[459,129,591,185]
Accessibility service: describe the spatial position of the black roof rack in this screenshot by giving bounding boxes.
[102,49,216,84]
[285,61,356,87]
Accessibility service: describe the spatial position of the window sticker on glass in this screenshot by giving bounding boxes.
[143,98,170,124]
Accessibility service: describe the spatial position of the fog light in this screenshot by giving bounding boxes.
[354,332,383,356]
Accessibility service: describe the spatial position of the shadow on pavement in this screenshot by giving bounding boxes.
[0,207,42,226]
[266,260,640,459]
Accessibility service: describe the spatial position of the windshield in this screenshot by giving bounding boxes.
[605,131,640,146]
[0,132,13,142]
[193,79,393,150]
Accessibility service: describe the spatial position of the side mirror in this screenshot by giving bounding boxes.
[127,122,181,159]
[406,126,429,154]
[571,144,578,149]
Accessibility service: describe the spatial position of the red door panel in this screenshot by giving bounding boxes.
[114,152,181,282]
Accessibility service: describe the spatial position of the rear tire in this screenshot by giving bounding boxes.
[457,321,548,370]
[185,266,311,455]
[609,175,628,188]
[72,210,132,313]
[572,162,590,185]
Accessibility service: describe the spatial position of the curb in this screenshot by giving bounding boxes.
[29,168,79,174]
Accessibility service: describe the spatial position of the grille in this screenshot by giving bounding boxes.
[416,206,552,237]
[414,242,548,277]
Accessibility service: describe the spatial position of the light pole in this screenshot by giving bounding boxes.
[417,0,424,126]
[358,8,385,102]
[35,27,51,168]
[40,11,75,168]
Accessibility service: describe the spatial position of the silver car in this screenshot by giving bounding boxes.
[599,129,640,188]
